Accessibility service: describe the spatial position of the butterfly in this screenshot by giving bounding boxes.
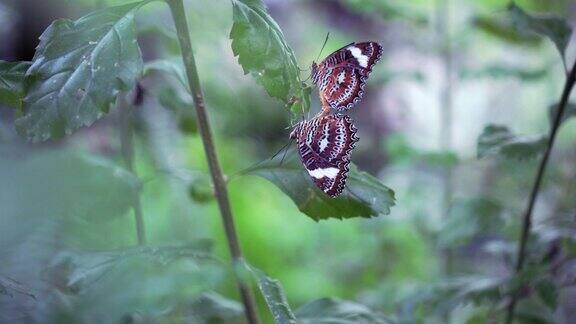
[311,41,383,112]
[289,113,359,197]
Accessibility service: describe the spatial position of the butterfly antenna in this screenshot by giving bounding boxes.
[270,139,293,161]
[279,139,294,166]
[229,139,294,180]
[315,32,331,62]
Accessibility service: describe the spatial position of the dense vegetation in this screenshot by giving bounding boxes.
[1,0,575,323]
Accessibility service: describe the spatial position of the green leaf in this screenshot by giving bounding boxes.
[477,124,546,160]
[536,279,558,310]
[45,244,224,321]
[245,263,296,324]
[0,61,31,109]
[548,102,576,129]
[241,149,395,221]
[187,292,244,322]
[509,3,573,62]
[230,0,309,113]
[48,244,215,293]
[16,1,150,141]
[473,15,541,45]
[296,298,392,324]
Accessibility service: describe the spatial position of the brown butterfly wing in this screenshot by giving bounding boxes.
[291,114,359,197]
[314,42,383,111]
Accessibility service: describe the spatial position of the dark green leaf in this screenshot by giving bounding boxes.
[477,124,546,160]
[241,149,395,221]
[509,3,573,62]
[48,244,215,293]
[16,1,150,141]
[296,298,392,324]
[536,279,558,310]
[548,102,576,129]
[230,0,309,113]
[515,298,556,324]
[473,15,541,45]
[0,61,31,109]
[187,292,243,323]
[246,263,296,324]
[45,244,224,322]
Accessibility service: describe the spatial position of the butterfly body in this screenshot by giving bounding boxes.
[311,41,383,112]
[289,41,380,197]
[290,113,359,197]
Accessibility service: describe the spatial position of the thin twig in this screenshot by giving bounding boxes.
[164,1,260,323]
[505,58,576,324]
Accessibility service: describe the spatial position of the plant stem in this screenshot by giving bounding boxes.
[165,1,260,323]
[119,96,146,246]
[505,58,576,324]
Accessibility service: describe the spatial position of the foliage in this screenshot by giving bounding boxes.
[1,0,576,323]
[508,3,573,63]
[0,61,31,109]
[0,147,140,222]
[241,149,395,221]
[44,245,225,322]
[477,124,546,160]
[548,102,576,128]
[15,2,148,141]
[246,263,297,324]
[230,0,310,114]
[296,298,393,324]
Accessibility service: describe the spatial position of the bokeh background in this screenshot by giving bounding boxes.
[1,0,576,322]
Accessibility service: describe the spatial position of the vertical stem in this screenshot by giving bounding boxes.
[436,0,454,273]
[119,97,146,245]
[505,58,576,323]
[164,1,260,323]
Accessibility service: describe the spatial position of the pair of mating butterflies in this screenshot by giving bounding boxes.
[290,41,383,197]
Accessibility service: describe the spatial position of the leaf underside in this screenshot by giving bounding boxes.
[242,149,395,221]
[230,0,309,114]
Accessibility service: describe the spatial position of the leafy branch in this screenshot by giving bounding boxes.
[505,53,576,324]
[164,0,260,323]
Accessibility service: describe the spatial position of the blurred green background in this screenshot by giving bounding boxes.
[1,0,576,322]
